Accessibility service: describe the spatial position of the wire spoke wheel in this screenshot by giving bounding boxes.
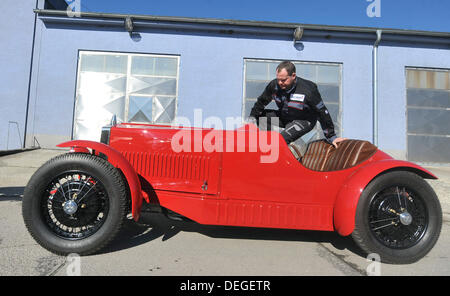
[369,186,428,249]
[352,171,442,264]
[42,172,109,240]
[22,153,128,256]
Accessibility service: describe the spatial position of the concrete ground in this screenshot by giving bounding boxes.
[0,149,449,276]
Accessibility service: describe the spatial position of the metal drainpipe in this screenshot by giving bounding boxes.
[24,0,40,148]
[373,29,382,146]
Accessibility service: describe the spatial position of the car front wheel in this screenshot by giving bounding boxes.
[22,153,128,256]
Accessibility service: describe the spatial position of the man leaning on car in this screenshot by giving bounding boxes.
[248,61,346,148]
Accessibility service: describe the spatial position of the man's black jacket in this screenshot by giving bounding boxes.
[249,77,337,142]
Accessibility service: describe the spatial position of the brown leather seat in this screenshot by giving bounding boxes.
[301,139,378,171]
[300,140,334,171]
[288,143,303,160]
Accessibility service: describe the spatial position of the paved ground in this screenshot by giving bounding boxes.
[0,149,449,276]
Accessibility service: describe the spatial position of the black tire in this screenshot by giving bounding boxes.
[22,153,128,256]
[352,171,442,264]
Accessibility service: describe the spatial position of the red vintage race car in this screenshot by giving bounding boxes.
[22,120,442,264]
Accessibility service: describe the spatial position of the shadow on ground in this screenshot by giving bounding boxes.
[0,187,24,202]
[102,213,367,259]
[1,186,367,259]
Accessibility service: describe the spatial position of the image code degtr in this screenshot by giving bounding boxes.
[179,280,271,293]
[223,281,271,291]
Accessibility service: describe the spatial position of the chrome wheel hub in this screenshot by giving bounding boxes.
[63,200,78,215]
[399,211,413,226]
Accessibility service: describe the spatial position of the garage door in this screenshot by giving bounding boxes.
[406,68,450,163]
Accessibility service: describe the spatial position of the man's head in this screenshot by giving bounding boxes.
[276,61,296,90]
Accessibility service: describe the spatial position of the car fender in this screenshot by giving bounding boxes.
[333,159,437,236]
[57,140,144,221]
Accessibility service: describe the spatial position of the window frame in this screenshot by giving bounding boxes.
[242,58,343,137]
[76,50,180,125]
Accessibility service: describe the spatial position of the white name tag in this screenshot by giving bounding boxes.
[291,94,305,102]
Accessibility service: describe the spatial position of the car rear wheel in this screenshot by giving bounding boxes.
[22,153,128,256]
[352,171,442,264]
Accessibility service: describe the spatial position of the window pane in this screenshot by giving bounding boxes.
[295,63,315,81]
[407,69,450,90]
[102,95,126,122]
[80,55,104,72]
[131,56,155,75]
[317,84,340,103]
[80,54,128,74]
[104,55,128,74]
[128,96,153,123]
[246,62,270,80]
[434,71,450,90]
[129,76,177,96]
[245,81,268,99]
[155,57,178,77]
[407,89,450,108]
[407,70,427,89]
[317,65,340,84]
[407,108,449,136]
[131,56,178,77]
[408,135,450,163]
[243,99,256,119]
[154,97,176,123]
[268,62,279,77]
[325,103,339,126]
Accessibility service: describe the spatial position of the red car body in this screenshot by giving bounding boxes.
[57,123,436,237]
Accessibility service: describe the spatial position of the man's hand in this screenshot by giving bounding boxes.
[332,137,347,148]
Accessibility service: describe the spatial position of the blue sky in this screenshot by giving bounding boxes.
[75,0,449,32]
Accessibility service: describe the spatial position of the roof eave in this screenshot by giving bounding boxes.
[34,9,450,43]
